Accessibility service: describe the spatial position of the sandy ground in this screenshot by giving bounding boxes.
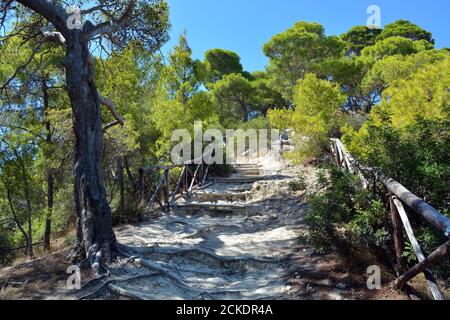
[0,154,409,300]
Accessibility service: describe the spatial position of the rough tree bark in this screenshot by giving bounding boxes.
[10,0,167,270]
[124,156,137,194]
[117,157,125,217]
[13,150,34,257]
[43,79,53,251]
[44,168,54,251]
[64,33,116,268]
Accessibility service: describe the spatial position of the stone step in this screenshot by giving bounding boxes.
[172,202,258,214]
[213,177,263,184]
[191,191,250,202]
[234,168,262,176]
[233,164,261,169]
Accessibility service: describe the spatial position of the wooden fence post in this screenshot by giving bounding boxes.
[391,197,444,300]
[389,195,404,271]
[184,165,188,192]
[395,240,450,291]
[138,169,145,207]
[329,138,450,299]
[164,169,170,210]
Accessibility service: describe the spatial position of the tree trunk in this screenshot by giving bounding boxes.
[44,168,54,251]
[117,157,125,219]
[4,182,30,255]
[65,33,116,269]
[43,79,53,252]
[14,152,33,257]
[123,156,137,194]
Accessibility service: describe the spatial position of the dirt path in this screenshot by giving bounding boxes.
[66,156,397,300]
[74,159,304,300]
[0,156,405,300]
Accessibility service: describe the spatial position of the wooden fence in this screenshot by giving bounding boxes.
[0,242,44,254]
[138,160,210,213]
[330,138,450,300]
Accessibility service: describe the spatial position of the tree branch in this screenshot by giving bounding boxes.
[86,0,137,40]
[103,120,121,133]
[15,0,69,38]
[99,94,125,127]
[0,124,46,140]
[2,178,29,245]
[41,24,66,45]
[0,40,45,93]
[81,5,107,15]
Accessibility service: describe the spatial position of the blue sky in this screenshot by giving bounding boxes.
[162,0,450,72]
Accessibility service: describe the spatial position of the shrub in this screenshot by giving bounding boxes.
[291,74,346,160]
[306,167,390,254]
[288,173,307,191]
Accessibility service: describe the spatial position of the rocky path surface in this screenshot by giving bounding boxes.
[73,158,384,300]
[76,161,306,300]
[1,157,403,300]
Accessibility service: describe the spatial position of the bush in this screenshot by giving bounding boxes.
[306,167,390,254]
[288,172,307,191]
[267,108,293,130]
[0,225,13,264]
[338,54,450,280]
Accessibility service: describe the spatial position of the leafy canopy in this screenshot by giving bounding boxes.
[340,26,382,56]
[282,74,346,160]
[376,20,434,44]
[203,49,244,84]
[263,21,345,101]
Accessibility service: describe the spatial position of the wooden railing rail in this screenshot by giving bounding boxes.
[0,242,44,253]
[138,160,210,213]
[330,138,449,300]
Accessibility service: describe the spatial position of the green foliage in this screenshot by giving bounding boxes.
[344,56,450,210]
[288,172,307,192]
[267,108,294,130]
[315,56,373,112]
[361,36,433,62]
[151,34,221,158]
[1,13,448,272]
[263,21,345,101]
[203,49,244,84]
[210,73,255,126]
[340,26,382,56]
[306,168,390,253]
[163,33,202,104]
[250,71,288,114]
[208,164,234,178]
[376,20,434,44]
[51,187,76,234]
[234,116,272,131]
[290,74,346,159]
[362,49,449,96]
[347,200,389,249]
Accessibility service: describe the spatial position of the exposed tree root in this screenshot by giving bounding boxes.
[185,224,242,239]
[78,274,159,300]
[120,254,246,299]
[80,274,108,291]
[146,247,281,265]
[133,257,196,292]
[108,283,148,300]
[165,220,192,233]
[68,240,123,276]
